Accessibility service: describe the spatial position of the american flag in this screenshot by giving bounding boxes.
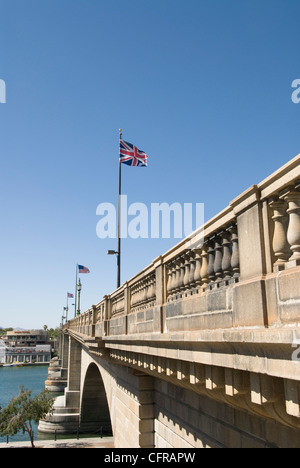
[119,140,148,167]
[78,265,90,274]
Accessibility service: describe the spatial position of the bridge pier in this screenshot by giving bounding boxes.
[112,368,155,447]
[39,335,83,434]
[65,336,81,409]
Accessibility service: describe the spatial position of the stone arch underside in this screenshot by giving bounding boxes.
[80,362,112,434]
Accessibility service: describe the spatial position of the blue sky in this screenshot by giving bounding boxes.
[0,0,299,329]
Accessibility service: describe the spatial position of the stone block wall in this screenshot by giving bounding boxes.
[153,379,300,449]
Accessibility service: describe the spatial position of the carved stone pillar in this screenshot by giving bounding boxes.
[193,249,202,288]
[200,242,209,288]
[170,260,177,296]
[188,250,196,288]
[174,257,182,293]
[183,252,191,291]
[178,255,186,292]
[166,263,173,299]
[222,230,232,280]
[284,188,300,264]
[141,279,147,306]
[213,234,223,281]
[146,274,155,303]
[269,197,290,268]
[206,239,215,284]
[228,224,239,278]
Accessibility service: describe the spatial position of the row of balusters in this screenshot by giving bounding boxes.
[166,223,239,299]
[110,273,157,317]
[130,273,156,312]
[111,292,125,316]
[101,224,240,317]
[268,184,300,268]
[95,302,105,323]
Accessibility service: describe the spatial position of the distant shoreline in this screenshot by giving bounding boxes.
[0,362,50,368]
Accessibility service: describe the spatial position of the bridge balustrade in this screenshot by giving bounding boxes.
[65,154,300,339]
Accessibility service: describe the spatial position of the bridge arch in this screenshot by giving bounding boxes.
[80,362,112,434]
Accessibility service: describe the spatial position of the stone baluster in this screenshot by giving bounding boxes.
[138,282,143,307]
[213,234,223,282]
[131,286,136,309]
[140,280,145,307]
[138,281,143,308]
[134,283,139,309]
[188,250,196,289]
[166,264,173,299]
[268,197,290,268]
[133,284,138,309]
[228,224,239,278]
[135,285,140,308]
[143,279,148,306]
[148,278,152,304]
[170,260,177,296]
[151,275,156,302]
[133,286,137,308]
[120,295,125,314]
[206,239,215,284]
[167,261,176,299]
[193,249,202,288]
[146,275,154,303]
[284,188,300,264]
[183,252,191,291]
[200,243,209,289]
[222,229,232,280]
[174,258,181,293]
[149,276,153,302]
[179,256,186,292]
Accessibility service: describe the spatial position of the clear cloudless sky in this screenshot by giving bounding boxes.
[0,0,299,329]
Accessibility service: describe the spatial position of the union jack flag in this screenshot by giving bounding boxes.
[119,140,148,167]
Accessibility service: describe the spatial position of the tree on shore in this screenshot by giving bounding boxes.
[0,386,54,448]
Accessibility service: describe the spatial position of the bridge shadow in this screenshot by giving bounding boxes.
[80,363,112,435]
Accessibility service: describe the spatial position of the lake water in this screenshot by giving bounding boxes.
[0,365,50,443]
[0,365,111,444]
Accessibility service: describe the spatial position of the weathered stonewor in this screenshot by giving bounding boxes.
[41,154,300,448]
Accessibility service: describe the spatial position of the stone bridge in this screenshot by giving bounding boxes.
[40,154,300,448]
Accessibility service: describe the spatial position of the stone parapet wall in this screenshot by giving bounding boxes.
[66,153,300,336]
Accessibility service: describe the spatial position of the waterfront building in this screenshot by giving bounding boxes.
[0,330,52,364]
[0,340,6,364]
[0,340,51,364]
[3,330,50,347]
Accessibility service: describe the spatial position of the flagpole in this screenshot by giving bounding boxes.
[74,263,78,318]
[117,129,122,288]
[66,293,69,322]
